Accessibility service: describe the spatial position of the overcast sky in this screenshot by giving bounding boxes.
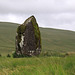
[0,0,75,31]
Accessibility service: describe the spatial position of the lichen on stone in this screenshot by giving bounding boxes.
[19,35,24,48]
[16,24,26,43]
[31,16,41,49]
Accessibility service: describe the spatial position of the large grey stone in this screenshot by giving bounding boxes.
[15,16,41,56]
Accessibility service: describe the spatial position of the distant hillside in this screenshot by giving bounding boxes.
[0,22,75,55]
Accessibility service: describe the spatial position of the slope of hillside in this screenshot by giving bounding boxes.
[0,22,75,55]
[0,22,18,55]
[41,28,75,53]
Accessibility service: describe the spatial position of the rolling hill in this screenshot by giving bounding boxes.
[0,22,75,55]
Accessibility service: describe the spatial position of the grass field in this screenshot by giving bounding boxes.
[0,22,75,55]
[0,56,75,75]
[0,22,75,75]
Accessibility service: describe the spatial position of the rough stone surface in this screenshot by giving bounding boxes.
[15,16,41,56]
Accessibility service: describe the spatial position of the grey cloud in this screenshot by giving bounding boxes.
[0,0,75,31]
[0,0,75,14]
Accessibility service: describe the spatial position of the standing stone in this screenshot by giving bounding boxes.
[15,16,41,56]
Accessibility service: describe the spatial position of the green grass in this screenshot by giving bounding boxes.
[0,56,75,75]
[0,22,75,56]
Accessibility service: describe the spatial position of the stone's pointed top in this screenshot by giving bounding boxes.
[31,15,35,19]
[24,15,36,25]
[28,15,35,18]
[30,15,34,17]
